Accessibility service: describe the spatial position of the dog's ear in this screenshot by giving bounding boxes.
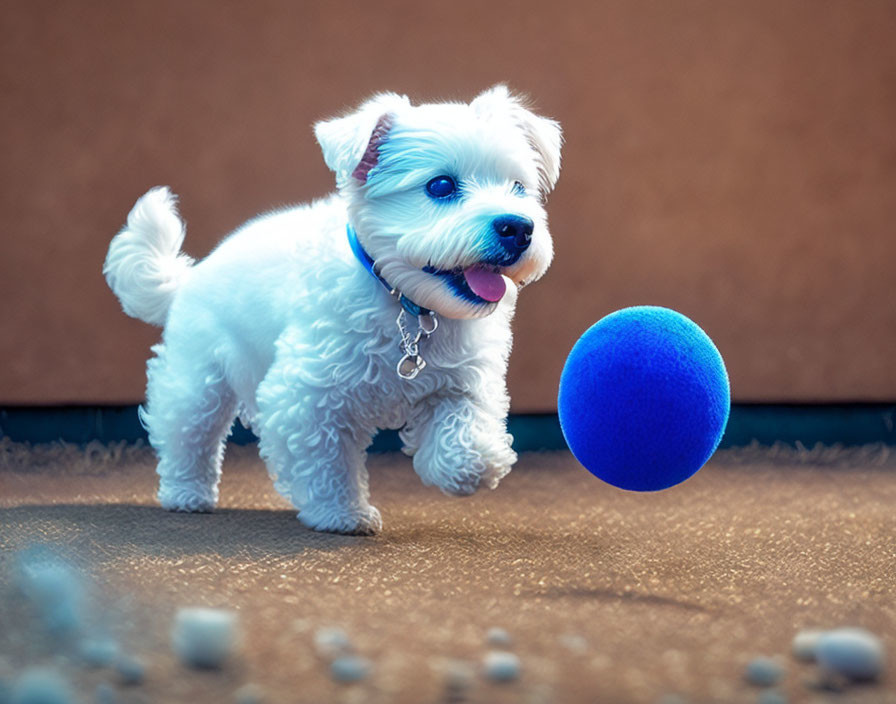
[314,93,411,185]
[472,85,563,194]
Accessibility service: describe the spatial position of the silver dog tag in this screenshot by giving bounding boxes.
[397,354,426,380]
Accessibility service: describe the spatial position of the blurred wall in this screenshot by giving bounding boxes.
[1,0,894,409]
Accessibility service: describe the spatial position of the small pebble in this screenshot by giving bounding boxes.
[15,549,85,636]
[234,683,264,704]
[330,656,372,683]
[483,651,521,683]
[757,690,788,704]
[313,627,352,658]
[744,657,784,687]
[79,639,120,668]
[95,683,117,704]
[815,628,884,680]
[114,656,145,685]
[486,628,512,647]
[11,669,73,704]
[171,608,239,668]
[791,629,824,662]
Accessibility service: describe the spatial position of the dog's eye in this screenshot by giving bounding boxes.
[512,181,527,196]
[426,175,457,199]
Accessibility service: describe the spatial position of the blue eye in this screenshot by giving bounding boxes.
[512,180,527,196]
[426,175,457,199]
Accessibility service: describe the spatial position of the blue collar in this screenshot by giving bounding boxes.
[346,223,430,316]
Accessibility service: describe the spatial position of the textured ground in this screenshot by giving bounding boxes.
[0,441,894,704]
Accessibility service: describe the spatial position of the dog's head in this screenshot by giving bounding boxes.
[314,85,562,319]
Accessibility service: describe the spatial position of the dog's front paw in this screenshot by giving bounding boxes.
[481,462,514,490]
[158,483,217,513]
[439,459,513,495]
[298,503,382,535]
[482,435,517,489]
[415,441,517,497]
[439,473,482,497]
[481,444,517,489]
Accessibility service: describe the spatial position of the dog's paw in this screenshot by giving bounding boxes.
[481,463,513,490]
[158,484,217,513]
[479,441,517,489]
[481,452,516,489]
[298,504,382,535]
[416,449,515,497]
[439,473,482,497]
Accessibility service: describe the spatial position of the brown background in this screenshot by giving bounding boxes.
[1,0,894,410]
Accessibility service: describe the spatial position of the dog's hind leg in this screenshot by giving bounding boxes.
[142,343,238,512]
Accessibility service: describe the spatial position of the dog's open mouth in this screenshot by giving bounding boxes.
[423,264,508,304]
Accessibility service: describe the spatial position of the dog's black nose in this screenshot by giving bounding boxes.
[493,215,534,253]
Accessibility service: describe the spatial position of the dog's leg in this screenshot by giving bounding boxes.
[405,391,517,496]
[257,403,381,535]
[143,343,237,512]
[256,342,381,535]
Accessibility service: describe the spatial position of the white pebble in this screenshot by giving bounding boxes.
[486,627,512,647]
[815,628,884,680]
[791,629,824,662]
[313,627,352,658]
[744,657,784,686]
[171,608,239,668]
[11,668,73,704]
[234,683,265,704]
[483,651,521,683]
[15,550,85,635]
[757,690,788,704]
[330,656,371,683]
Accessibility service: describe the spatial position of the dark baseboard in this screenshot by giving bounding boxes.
[1,404,894,452]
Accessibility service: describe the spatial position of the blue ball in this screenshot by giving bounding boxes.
[558,306,730,491]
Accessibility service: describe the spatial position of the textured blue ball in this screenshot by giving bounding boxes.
[558,306,730,491]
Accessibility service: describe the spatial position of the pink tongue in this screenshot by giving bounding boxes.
[463,266,506,302]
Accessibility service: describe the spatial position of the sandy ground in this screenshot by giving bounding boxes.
[1,442,894,704]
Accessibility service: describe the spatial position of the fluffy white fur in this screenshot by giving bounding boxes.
[104,85,562,534]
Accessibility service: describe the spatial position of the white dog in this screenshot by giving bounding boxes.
[104,85,562,534]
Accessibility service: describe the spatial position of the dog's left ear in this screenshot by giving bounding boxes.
[472,85,563,194]
[314,92,411,186]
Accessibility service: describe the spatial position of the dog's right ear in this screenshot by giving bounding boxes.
[472,85,563,195]
[314,93,410,185]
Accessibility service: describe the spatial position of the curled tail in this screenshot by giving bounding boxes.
[104,187,194,326]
